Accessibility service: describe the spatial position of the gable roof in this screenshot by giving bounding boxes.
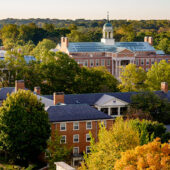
[47,104,113,122]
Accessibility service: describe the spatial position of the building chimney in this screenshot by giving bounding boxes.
[15,80,25,92]
[148,36,153,45]
[161,82,168,93]
[53,92,64,105]
[61,37,69,48]
[34,87,41,95]
[144,36,148,43]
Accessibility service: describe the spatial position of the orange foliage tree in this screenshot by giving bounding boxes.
[115,138,170,170]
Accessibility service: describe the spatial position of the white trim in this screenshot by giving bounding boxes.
[73,134,79,143]
[60,122,66,131]
[86,121,92,130]
[86,146,90,154]
[86,133,91,142]
[73,122,79,130]
[73,147,79,155]
[60,135,66,144]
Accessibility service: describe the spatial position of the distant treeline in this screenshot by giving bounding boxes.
[0,19,169,54]
[0,18,169,30]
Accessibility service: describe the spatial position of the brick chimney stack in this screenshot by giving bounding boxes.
[61,37,69,48]
[53,92,64,105]
[34,87,41,95]
[144,36,153,45]
[161,82,168,93]
[144,36,148,43]
[15,80,25,92]
[148,36,153,45]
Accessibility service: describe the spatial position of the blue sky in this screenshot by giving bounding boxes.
[0,0,170,19]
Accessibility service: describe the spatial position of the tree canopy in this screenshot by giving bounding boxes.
[79,118,140,170]
[115,138,170,170]
[119,64,147,92]
[129,91,170,124]
[0,90,51,165]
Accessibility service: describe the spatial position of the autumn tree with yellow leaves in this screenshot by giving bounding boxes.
[79,118,140,170]
[115,138,170,170]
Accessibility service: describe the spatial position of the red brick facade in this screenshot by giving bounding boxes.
[51,119,113,154]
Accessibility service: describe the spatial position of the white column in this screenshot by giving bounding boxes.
[103,31,105,38]
[108,107,111,116]
[111,32,113,39]
[118,107,120,116]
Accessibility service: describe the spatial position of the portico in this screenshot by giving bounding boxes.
[94,94,128,118]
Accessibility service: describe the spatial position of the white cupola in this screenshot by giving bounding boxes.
[101,12,115,45]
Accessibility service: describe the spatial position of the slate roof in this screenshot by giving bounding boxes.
[0,87,15,100]
[67,41,156,53]
[44,91,170,106]
[44,92,139,105]
[47,104,113,122]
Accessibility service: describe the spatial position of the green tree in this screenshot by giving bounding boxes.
[32,39,56,60]
[0,24,19,49]
[76,66,118,93]
[129,119,170,145]
[157,38,170,54]
[40,52,80,94]
[0,90,51,165]
[130,91,170,124]
[119,64,147,92]
[46,131,72,170]
[79,118,140,170]
[145,60,170,90]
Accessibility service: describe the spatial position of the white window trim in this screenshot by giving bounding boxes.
[96,59,99,66]
[60,135,66,144]
[60,122,66,131]
[141,59,144,65]
[86,146,90,154]
[101,120,107,128]
[73,147,79,154]
[86,133,91,142]
[73,134,79,143]
[73,122,79,130]
[146,59,149,65]
[101,59,105,66]
[107,59,110,66]
[86,121,92,130]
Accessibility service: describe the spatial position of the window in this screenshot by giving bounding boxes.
[86,146,91,154]
[86,133,91,142]
[135,59,139,66]
[141,59,144,65]
[73,147,79,155]
[60,123,66,131]
[101,59,105,66]
[90,60,94,67]
[73,134,79,143]
[73,122,79,130]
[151,58,154,64]
[96,59,99,66]
[86,121,92,129]
[146,59,149,65]
[101,120,107,127]
[107,59,110,66]
[60,135,66,144]
[84,60,88,67]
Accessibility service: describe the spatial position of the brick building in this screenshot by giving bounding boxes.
[55,21,170,79]
[47,98,113,166]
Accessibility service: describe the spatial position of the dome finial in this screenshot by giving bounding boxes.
[107,11,109,21]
